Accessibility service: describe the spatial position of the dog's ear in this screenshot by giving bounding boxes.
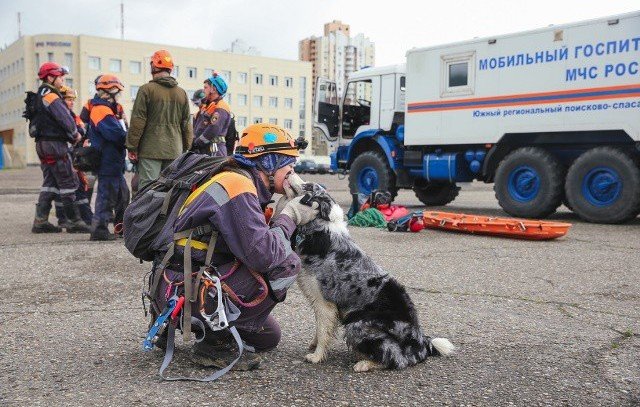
[316,195,333,221]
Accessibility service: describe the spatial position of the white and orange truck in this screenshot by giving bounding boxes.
[314,11,640,223]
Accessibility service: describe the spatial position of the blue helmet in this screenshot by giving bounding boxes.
[207,73,228,97]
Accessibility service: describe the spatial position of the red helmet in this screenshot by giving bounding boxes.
[38,62,68,79]
[150,50,174,70]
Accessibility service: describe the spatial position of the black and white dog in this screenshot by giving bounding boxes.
[293,184,454,372]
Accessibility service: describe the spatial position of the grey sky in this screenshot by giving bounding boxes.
[1,0,638,66]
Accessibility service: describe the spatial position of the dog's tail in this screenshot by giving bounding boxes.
[425,335,455,357]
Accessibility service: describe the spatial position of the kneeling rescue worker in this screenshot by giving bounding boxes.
[155,123,317,371]
[32,62,91,234]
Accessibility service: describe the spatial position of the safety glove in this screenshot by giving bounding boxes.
[274,173,307,216]
[280,196,319,226]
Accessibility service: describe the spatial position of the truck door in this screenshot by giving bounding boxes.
[342,78,378,138]
[313,78,339,141]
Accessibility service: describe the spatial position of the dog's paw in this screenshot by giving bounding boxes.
[353,360,382,372]
[305,352,325,364]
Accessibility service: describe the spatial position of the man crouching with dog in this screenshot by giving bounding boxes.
[154,123,317,371]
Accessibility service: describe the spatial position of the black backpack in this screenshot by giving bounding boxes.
[22,91,40,138]
[123,152,247,262]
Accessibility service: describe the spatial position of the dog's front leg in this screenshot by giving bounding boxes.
[305,299,338,364]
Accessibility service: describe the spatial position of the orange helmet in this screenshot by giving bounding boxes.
[236,124,301,158]
[96,74,124,92]
[150,49,174,70]
[59,86,77,99]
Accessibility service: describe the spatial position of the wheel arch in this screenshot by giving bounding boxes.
[346,130,396,171]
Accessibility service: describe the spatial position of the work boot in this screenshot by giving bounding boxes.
[32,203,62,233]
[189,338,261,371]
[62,203,91,233]
[90,224,116,241]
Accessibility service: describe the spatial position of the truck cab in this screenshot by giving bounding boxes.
[314,65,408,196]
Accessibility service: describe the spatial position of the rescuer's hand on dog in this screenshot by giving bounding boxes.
[280,196,319,226]
[274,173,307,216]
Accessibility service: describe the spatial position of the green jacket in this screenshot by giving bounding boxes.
[127,76,194,159]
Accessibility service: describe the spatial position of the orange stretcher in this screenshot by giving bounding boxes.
[422,211,571,240]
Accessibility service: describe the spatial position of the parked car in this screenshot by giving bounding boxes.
[295,159,317,174]
[316,163,334,175]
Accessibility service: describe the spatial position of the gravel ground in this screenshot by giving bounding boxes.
[0,168,638,406]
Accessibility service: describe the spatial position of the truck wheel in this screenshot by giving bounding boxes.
[413,182,460,206]
[494,147,564,219]
[565,147,640,224]
[348,151,397,198]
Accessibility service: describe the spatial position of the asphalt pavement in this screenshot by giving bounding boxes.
[0,167,638,406]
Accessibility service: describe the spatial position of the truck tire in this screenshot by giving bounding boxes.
[413,182,460,206]
[564,147,640,224]
[494,147,564,219]
[348,151,397,198]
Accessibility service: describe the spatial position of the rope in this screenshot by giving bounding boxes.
[347,208,388,228]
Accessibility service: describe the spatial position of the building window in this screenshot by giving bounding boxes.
[284,77,293,87]
[226,93,231,104]
[88,81,96,96]
[284,98,293,109]
[269,97,278,108]
[65,78,73,88]
[254,73,263,85]
[253,117,263,124]
[47,52,54,62]
[253,95,262,107]
[284,119,293,129]
[237,94,247,106]
[109,59,122,73]
[237,116,247,128]
[130,61,141,74]
[220,70,231,83]
[64,53,73,72]
[88,56,101,70]
[238,72,247,84]
[269,118,278,125]
[204,68,214,79]
[172,66,180,77]
[269,75,278,86]
[187,67,197,79]
[131,86,140,100]
[35,54,40,72]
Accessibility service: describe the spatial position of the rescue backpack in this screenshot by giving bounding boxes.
[22,91,40,138]
[123,151,238,262]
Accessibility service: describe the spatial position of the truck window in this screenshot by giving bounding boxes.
[400,76,406,91]
[441,51,475,97]
[342,80,372,138]
[448,63,468,87]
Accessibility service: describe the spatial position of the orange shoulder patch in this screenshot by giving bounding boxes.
[89,105,114,126]
[216,172,257,199]
[42,92,59,107]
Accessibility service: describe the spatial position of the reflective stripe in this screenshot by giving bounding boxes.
[272,226,293,257]
[175,238,209,251]
[76,198,89,204]
[59,188,76,194]
[269,275,297,291]
[54,202,64,207]
[204,183,229,206]
[41,187,60,193]
[180,172,228,214]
